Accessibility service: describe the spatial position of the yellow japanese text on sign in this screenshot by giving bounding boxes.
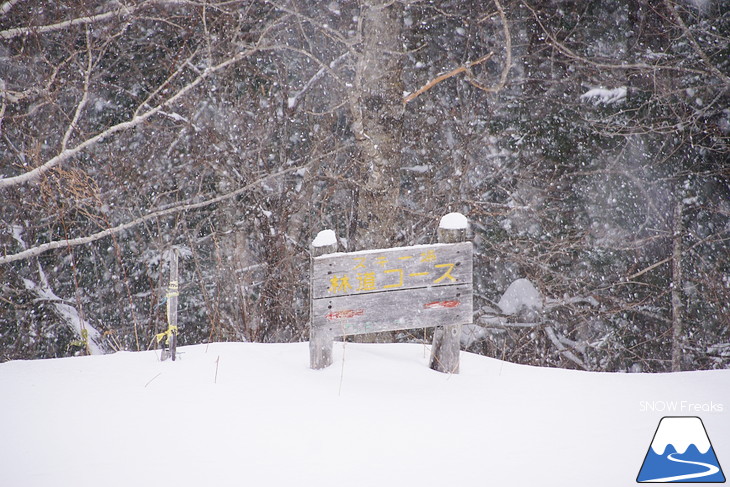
[324,247,463,295]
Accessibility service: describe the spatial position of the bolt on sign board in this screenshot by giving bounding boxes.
[311,242,473,336]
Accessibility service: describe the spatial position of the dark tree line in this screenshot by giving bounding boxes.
[1,0,728,371]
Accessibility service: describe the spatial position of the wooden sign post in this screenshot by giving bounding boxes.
[429,215,469,373]
[309,216,472,373]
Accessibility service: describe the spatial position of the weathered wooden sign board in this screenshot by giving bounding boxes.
[311,242,473,337]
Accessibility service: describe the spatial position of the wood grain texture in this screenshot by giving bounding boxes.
[312,242,472,300]
[309,239,338,369]
[430,222,469,373]
[312,284,472,336]
[309,238,473,371]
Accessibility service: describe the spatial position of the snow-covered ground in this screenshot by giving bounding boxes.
[1,342,727,486]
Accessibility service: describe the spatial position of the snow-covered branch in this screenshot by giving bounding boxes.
[288,52,349,110]
[60,27,93,152]
[0,0,23,17]
[545,326,586,369]
[0,4,133,40]
[23,263,105,355]
[0,0,215,40]
[11,226,104,355]
[0,164,308,265]
[0,46,256,190]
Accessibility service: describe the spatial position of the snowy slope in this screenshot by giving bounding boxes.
[1,343,728,487]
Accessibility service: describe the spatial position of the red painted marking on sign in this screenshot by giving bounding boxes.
[424,300,460,309]
[326,309,365,320]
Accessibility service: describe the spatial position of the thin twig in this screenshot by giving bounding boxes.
[144,372,163,388]
[662,0,730,85]
[468,0,512,94]
[521,0,710,77]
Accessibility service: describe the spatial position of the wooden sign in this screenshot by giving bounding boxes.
[311,242,473,337]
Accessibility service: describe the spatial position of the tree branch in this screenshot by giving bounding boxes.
[662,0,730,86]
[0,79,6,135]
[0,0,213,40]
[287,52,349,110]
[61,27,93,152]
[0,0,22,17]
[0,46,257,190]
[521,0,711,77]
[626,229,724,280]
[0,4,133,40]
[0,164,308,265]
[403,52,493,104]
[545,326,587,369]
[468,0,512,94]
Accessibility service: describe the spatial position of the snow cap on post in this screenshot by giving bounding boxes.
[430,212,469,374]
[311,229,338,259]
[439,212,468,230]
[312,229,337,248]
[437,212,468,245]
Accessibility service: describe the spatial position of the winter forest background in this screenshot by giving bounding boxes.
[1,0,728,372]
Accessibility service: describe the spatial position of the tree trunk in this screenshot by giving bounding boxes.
[350,0,404,251]
[345,1,404,344]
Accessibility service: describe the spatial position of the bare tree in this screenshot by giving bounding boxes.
[1,0,727,371]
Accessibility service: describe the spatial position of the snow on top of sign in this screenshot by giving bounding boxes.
[313,241,470,259]
[439,212,468,230]
[312,229,337,248]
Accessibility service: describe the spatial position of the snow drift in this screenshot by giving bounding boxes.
[0,342,728,487]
